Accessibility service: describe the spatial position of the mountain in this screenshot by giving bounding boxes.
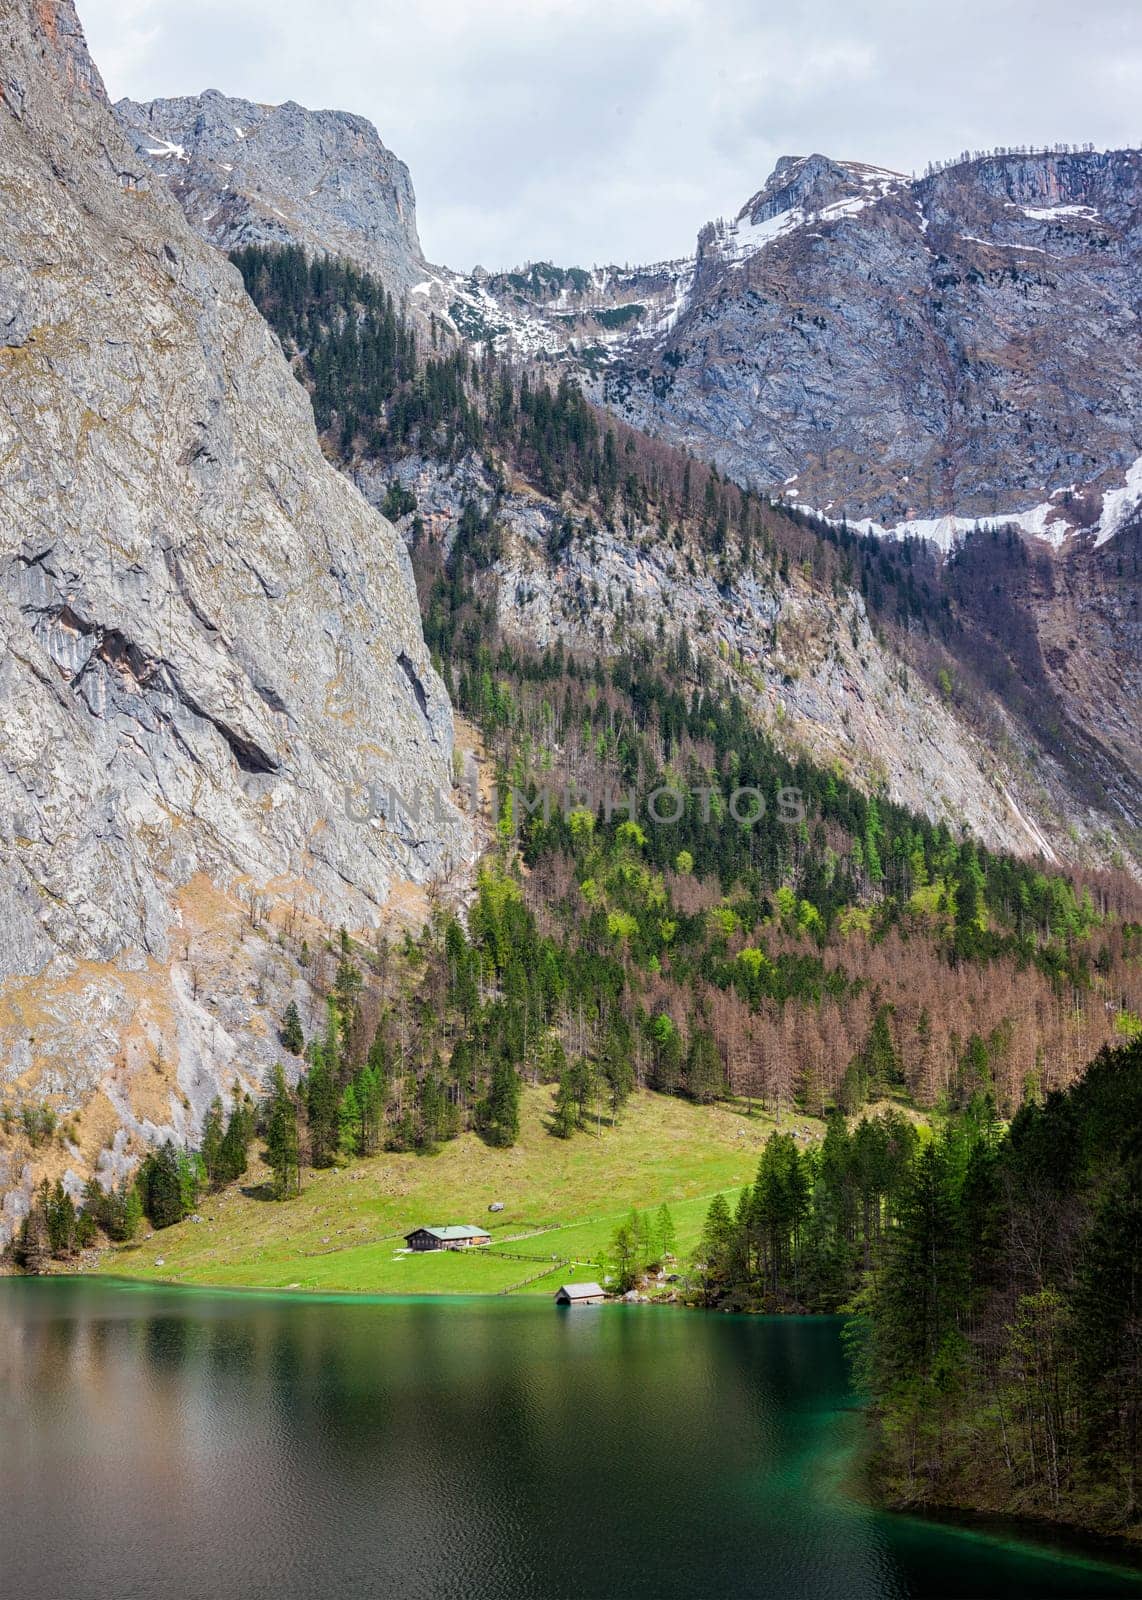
[3,16,1139,1242]
[600,148,1142,536]
[115,89,428,297]
[116,78,1141,866]
[0,1,468,1242]
[118,91,1142,537]
[117,96,1142,544]
[218,242,1136,869]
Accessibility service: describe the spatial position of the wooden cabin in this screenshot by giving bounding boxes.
[403,1224,491,1252]
[554,1282,607,1306]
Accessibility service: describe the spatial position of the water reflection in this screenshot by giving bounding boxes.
[0,1282,1138,1600]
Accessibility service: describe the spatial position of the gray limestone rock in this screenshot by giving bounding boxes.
[602,149,1142,527]
[115,88,427,297]
[0,0,471,1232]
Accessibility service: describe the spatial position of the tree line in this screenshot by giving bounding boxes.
[688,1037,1141,1534]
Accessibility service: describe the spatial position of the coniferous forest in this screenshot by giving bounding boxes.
[692,1039,1142,1533]
[7,9,1142,1596]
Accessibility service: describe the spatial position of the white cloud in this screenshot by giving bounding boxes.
[80,0,1142,270]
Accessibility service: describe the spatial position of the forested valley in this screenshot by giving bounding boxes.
[16,244,1136,1238]
[11,243,1140,1545]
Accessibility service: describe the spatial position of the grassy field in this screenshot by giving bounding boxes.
[102,1086,824,1297]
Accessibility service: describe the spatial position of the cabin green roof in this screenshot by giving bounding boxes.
[406,1224,489,1241]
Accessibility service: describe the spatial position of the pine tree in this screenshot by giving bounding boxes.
[356,1059,387,1155]
[601,1029,634,1121]
[480,1060,520,1148]
[695,1192,735,1303]
[122,1183,144,1241]
[264,1065,301,1199]
[176,1151,204,1218]
[338,1082,361,1158]
[656,1203,677,1263]
[17,1198,51,1274]
[685,1028,724,1104]
[281,1001,305,1056]
[201,1097,225,1185]
[649,1013,682,1094]
[306,1031,340,1168]
[551,1068,579,1138]
[333,929,363,1046]
[44,1179,77,1256]
[217,1097,254,1183]
[139,1143,187,1229]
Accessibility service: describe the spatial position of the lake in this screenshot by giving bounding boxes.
[1,1280,1138,1599]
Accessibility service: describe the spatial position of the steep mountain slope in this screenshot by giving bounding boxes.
[217,232,1139,870]
[128,90,1132,876]
[228,244,1138,868]
[602,148,1142,532]
[116,89,428,297]
[371,450,1117,862]
[0,0,469,1240]
[118,91,1142,541]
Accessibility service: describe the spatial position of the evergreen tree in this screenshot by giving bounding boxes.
[122,1182,144,1241]
[355,1058,388,1155]
[264,1065,302,1199]
[177,1150,205,1218]
[281,1000,305,1056]
[43,1179,78,1257]
[306,1022,341,1168]
[656,1203,677,1263]
[480,1060,520,1148]
[333,930,364,1046]
[217,1096,254,1183]
[685,1029,724,1104]
[551,1068,579,1138]
[138,1143,188,1229]
[338,1082,361,1158]
[201,1097,226,1185]
[695,1192,735,1303]
[601,1027,634,1121]
[648,1013,683,1094]
[16,1197,51,1274]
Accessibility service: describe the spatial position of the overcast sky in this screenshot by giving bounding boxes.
[83,0,1141,271]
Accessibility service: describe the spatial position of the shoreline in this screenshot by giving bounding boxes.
[885,1501,1142,1574]
[6,1275,1142,1577]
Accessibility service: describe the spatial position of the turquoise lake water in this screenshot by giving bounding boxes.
[1,1280,1138,1598]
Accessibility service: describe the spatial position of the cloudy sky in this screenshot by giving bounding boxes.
[83,0,1141,271]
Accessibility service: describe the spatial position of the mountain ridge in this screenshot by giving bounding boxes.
[128,98,1138,873]
[1,18,1138,1241]
[121,93,1142,543]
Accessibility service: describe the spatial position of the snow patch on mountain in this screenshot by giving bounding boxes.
[1021,203,1099,220]
[819,451,1142,554]
[1094,452,1142,547]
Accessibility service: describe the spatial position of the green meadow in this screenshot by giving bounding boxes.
[103,1085,822,1296]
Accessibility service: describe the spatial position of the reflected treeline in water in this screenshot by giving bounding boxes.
[1,1281,1140,1600]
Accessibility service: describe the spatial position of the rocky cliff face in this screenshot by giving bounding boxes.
[115,89,427,297]
[113,88,1142,544]
[601,148,1142,534]
[0,0,469,1237]
[115,75,1138,868]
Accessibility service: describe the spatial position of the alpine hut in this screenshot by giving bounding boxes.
[403,1224,491,1251]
